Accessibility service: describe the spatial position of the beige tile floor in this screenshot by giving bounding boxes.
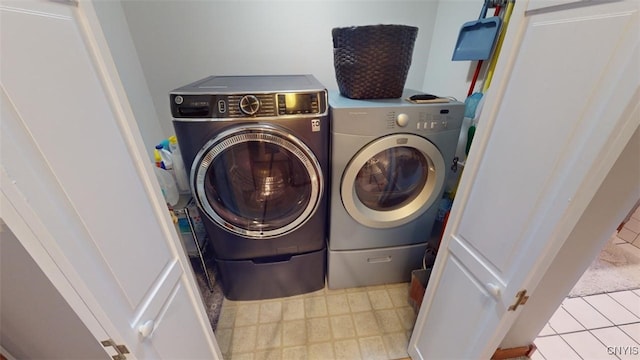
[532,206,640,360]
[210,207,640,360]
[215,282,416,360]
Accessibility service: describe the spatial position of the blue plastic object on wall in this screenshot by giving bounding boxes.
[452,0,502,61]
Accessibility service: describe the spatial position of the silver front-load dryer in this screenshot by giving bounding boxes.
[328,90,464,288]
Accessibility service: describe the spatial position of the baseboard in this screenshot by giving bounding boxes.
[0,345,17,360]
[618,199,640,231]
[492,343,537,359]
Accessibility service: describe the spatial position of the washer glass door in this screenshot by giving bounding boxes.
[341,134,445,228]
[192,124,322,239]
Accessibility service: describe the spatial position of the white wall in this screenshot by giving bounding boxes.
[92,0,166,161]
[422,1,483,101]
[95,1,489,153]
[421,1,504,163]
[118,0,440,138]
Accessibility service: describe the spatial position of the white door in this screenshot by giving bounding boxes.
[410,0,639,358]
[0,1,220,359]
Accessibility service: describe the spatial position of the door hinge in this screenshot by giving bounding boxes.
[101,339,130,360]
[508,290,529,311]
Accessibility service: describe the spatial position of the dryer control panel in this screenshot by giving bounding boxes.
[329,90,465,137]
[379,109,463,135]
[414,110,459,132]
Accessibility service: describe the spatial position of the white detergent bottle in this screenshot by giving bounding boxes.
[156,144,177,189]
[153,167,178,206]
[156,144,173,170]
[168,135,190,193]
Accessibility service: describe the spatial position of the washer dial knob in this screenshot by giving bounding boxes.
[396,113,409,127]
[239,95,260,115]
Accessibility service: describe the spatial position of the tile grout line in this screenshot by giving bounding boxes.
[543,323,633,337]
[536,348,551,360]
[580,294,619,329]
[556,331,585,360]
[221,284,415,359]
[589,325,640,353]
[618,324,640,346]
[603,291,640,323]
[584,327,625,360]
[535,226,640,359]
[606,288,640,297]
[560,301,590,333]
[566,293,640,329]
[537,291,640,360]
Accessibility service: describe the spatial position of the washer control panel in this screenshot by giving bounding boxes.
[414,109,454,132]
[396,113,409,127]
[171,91,327,119]
[382,109,459,133]
[239,95,261,115]
[329,90,465,136]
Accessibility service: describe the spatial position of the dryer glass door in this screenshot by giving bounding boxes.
[342,134,445,228]
[354,146,428,211]
[192,124,322,239]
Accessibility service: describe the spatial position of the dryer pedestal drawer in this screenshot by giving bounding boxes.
[328,243,427,289]
[216,247,326,300]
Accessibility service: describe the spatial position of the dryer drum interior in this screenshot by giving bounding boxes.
[193,125,323,239]
[340,133,445,229]
[354,146,430,211]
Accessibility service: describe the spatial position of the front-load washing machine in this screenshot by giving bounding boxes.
[328,90,464,289]
[171,75,328,300]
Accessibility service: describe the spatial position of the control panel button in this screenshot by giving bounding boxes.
[217,100,227,113]
[396,113,409,127]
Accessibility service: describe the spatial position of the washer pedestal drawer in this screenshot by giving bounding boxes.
[327,243,427,289]
[216,247,326,300]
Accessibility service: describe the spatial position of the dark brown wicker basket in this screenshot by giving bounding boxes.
[332,24,418,99]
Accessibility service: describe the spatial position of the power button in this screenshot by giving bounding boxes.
[217,100,227,113]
